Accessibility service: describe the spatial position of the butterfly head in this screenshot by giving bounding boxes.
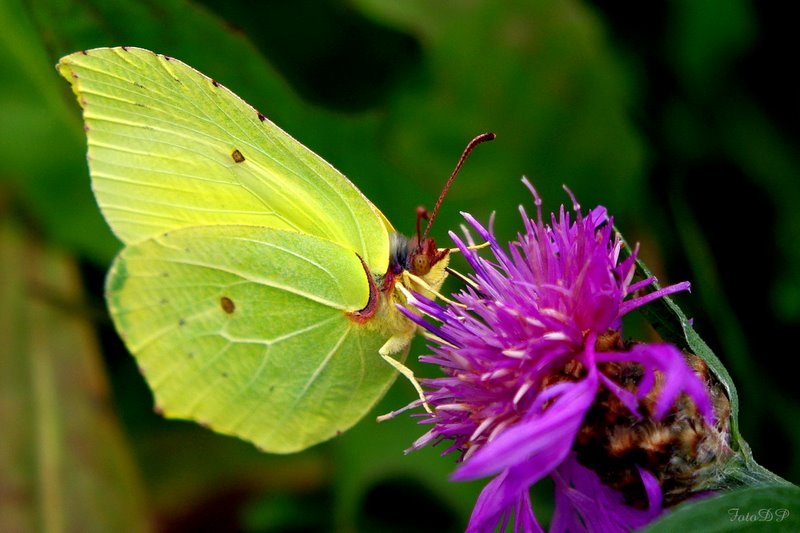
[406,234,449,277]
[387,232,448,278]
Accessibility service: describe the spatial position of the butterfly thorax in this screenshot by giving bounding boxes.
[353,233,448,330]
[351,232,449,353]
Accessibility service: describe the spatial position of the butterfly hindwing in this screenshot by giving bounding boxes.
[107,224,399,452]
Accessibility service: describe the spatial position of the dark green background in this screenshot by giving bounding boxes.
[1,0,798,531]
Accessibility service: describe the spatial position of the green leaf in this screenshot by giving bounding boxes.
[0,210,150,532]
[332,367,488,532]
[0,0,117,262]
[643,485,800,533]
[354,0,648,240]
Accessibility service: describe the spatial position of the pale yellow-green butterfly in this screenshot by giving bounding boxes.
[58,46,494,453]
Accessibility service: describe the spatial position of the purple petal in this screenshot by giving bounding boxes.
[631,344,714,424]
[395,303,459,346]
[513,490,541,532]
[551,455,663,533]
[453,362,598,481]
[598,372,641,417]
[466,470,545,533]
[638,466,663,515]
[627,277,656,293]
[597,345,715,425]
[619,281,691,315]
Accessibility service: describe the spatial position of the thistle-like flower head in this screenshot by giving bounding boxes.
[398,180,727,532]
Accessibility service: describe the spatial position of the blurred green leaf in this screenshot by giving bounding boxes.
[643,484,800,533]
[332,366,486,532]
[354,0,647,238]
[716,102,800,324]
[658,0,799,482]
[135,423,330,526]
[0,210,149,532]
[667,0,755,94]
[0,0,117,262]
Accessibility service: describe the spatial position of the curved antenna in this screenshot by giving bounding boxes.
[421,132,496,244]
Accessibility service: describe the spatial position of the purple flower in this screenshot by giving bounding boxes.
[398,180,726,532]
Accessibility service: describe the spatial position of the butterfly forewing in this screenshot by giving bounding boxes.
[58,47,389,273]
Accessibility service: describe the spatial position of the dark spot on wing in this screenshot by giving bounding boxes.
[178,318,186,327]
[153,404,163,415]
[159,298,168,305]
[164,55,173,61]
[187,352,194,359]
[212,79,220,87]
[257,112,266,122]
[161,272,169,278]
[81,50,88,55]
[231,149,245,163]
[221,371,229,378]
[220,296,235,314]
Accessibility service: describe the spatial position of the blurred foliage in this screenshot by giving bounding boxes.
[1,0,797,531]
[0,213,149,532]
[642,485,800,533]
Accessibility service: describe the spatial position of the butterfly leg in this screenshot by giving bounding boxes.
[379,339,432,414]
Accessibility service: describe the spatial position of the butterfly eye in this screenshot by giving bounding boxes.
[412,253,431,275]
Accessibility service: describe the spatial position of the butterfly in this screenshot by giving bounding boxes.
[58,46,494,452]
